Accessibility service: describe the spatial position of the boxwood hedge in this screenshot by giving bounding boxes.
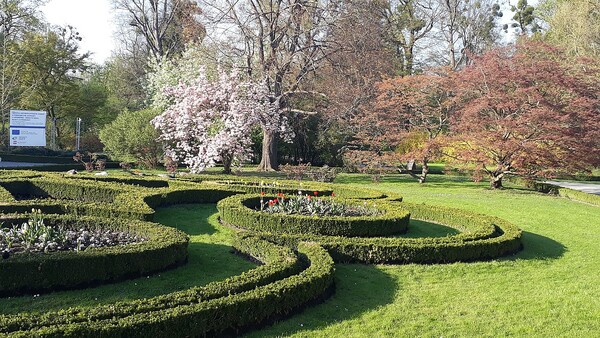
[218,194,410,237]
[0,238,335,338]
[0,170,525,337]
[0,214,189,296]
[222,201,522,264]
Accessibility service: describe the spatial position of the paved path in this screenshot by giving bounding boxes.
[545,180,600,196]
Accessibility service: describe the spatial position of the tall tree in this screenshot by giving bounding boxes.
[310,0,397,165]
[112,0,205,113]
[448,40,600,188]
[0,0,43,147]
[356,73,453,183]
[434,0,502,70]
[152,68,279,173]
[114,0,205,61]
[509,0,538,35]
[539,0,600,57]
[18,26,89,149]
[200,0,343,171]
[379,0,438,75]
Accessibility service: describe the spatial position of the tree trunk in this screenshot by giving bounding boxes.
[418,160,429,184]
[258,129,278,171]
[490,175,503,189]
[222,152,233,174]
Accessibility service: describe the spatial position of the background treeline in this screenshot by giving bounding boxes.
[1,1,598,185]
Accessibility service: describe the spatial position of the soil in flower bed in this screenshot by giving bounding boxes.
[1,227,145,257]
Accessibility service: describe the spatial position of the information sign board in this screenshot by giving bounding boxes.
[9,110,47,147]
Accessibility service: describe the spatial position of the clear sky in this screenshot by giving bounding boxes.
[41,0,116,64]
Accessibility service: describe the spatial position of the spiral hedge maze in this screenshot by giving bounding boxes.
[0,171,523,337]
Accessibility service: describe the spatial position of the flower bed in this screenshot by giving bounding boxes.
[1,210,144,256]
[0,214,188,296]
[218,194,410,237]
[241,202,522,264]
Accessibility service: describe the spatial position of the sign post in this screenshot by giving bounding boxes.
[9,110,47,147]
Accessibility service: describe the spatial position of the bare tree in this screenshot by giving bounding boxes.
[378,0,439,75]
[201,0,344,171]
[114,0,205,61]
[433,0,502,70]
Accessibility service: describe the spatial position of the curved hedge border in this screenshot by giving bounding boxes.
[0,171,523,337]
[0,237,335,338]
[218,194,410,237]
[222,200,522,264]
[0,214,189,296]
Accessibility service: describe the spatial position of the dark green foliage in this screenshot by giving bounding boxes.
[0,240,335,337]
[99,108,163,169]
[227,202,522,264]
[218,194,410,237]
[0,214,188,296]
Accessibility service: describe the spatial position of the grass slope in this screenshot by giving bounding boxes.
[245,174,600,337]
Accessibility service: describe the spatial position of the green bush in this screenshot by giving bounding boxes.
[0,214,188,296]
[218,194,410,237]
[99,108,163,169]
[0,239,334,337]
[228,202,522,264]
[0,178,125,203]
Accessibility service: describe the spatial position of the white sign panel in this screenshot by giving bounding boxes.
[9,110,47,147]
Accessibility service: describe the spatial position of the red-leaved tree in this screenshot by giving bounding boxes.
[352,73,453,183]
[449,40,600,188]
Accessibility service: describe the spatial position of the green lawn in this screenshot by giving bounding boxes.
[247,174,600,337]
[1,173,599,337]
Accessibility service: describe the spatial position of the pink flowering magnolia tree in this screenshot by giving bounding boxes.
[152,68,282,173]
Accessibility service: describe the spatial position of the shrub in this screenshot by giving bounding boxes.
[0,214,188,296]
[99,108,163,169]
[0,239,335,337]
[218,194,410,237]
[251,202,522,264]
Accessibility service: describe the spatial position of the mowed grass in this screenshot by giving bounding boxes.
[245,174,600,337]
[1,173,599,337]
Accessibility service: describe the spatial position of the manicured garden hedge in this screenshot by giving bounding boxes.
[0,170,526,337]
[0,238,335,338]
[218,194,410,237]
[0,214,189,296]
[0,177,125,203]
[530,182,600,207]
[225,202,522,264]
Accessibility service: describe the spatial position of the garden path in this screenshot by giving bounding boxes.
[545,180,600,196]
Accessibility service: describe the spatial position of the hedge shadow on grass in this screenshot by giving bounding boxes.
[249,263,398,338]
[511,231,565,261]
[401,219,461,238]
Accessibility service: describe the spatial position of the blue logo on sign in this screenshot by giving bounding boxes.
[11,130,20,135]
